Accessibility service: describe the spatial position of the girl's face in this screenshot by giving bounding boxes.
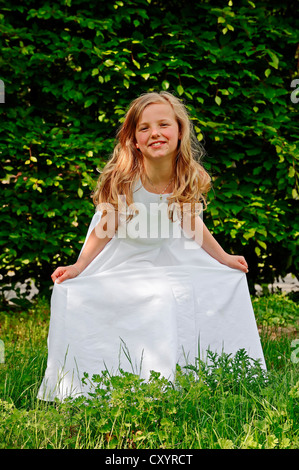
[135,102,181,163]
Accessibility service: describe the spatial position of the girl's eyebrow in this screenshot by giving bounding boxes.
[137,118,171,127]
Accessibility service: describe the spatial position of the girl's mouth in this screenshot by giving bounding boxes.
[149,141,166,147]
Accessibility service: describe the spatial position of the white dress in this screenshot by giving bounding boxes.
[37,179,266,401]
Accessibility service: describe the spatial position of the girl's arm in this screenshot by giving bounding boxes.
[181,214,248,273]
[51,210,118,284]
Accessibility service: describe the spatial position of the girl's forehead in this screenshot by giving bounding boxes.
[137,101,175,122]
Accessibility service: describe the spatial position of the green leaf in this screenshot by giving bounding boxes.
[243,228,256,240]
[104,59,114,67]
[265,68,271,78]
[267,50,279,69]
[177,85,184,96]
[132,59,141,69]
[257,240,267,250]
[84,99,93,108]
[255,246,261,256]
[292,188,298,199]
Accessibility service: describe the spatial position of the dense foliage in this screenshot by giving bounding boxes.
[0,0,298,301]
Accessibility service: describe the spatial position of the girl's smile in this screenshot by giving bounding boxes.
[149,140,166,147]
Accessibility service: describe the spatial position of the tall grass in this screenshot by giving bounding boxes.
[0,293,298,449]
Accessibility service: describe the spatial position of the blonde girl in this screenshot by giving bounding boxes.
[38,91,265,401]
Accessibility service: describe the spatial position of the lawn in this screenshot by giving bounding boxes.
[0,293,298,449]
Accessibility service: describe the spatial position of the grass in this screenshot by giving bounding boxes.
[0,293,298,449]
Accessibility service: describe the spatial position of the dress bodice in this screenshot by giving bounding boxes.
[116,179,181,244]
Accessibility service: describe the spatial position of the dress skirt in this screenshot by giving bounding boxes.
[37,181,266,401]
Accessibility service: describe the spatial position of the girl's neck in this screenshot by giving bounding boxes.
[142,161,174,186]
[141,168,175,195]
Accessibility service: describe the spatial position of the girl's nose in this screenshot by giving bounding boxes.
[151,127,160,137]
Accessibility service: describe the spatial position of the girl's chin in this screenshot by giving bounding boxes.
[144,153,170,160]
[144,149,177,159]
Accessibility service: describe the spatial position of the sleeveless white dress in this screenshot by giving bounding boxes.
[37,179,266,401]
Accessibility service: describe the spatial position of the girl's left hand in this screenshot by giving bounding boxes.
[51,264,81,284]
[222,254,249,273]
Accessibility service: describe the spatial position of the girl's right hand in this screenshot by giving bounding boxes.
[51,265,81,284]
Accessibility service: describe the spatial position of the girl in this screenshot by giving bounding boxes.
[38,91,266,401]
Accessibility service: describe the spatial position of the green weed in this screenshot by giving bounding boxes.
[0,294,298,449]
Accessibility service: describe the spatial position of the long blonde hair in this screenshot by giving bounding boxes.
[92,91,211,218]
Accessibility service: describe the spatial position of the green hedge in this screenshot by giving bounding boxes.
[0,0,298,302]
